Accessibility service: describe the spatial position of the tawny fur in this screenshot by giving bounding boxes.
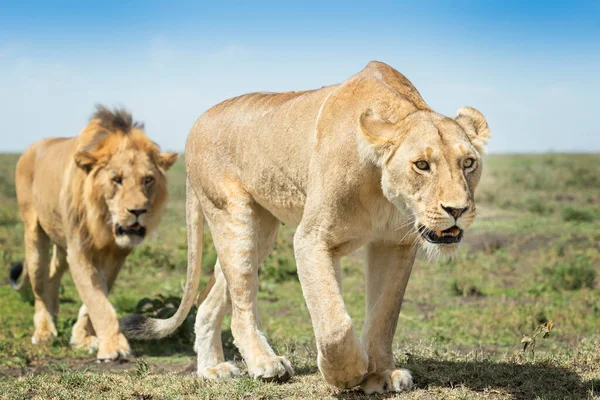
[13,106,177,360]
[125,61,491,392]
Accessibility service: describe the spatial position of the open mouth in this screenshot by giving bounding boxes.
[115,223,146,238]
[418,225,463,244]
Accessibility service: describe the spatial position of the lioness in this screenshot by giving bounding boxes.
[10,106,177,360]
[122,61,490,393]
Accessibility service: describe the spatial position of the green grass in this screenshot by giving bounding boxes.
[0,153,599,399]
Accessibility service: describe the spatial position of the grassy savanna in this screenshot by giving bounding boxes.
[0,153,599,399]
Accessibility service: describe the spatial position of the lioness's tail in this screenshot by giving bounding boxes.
[120,177,204,340]
[8,261,28,291]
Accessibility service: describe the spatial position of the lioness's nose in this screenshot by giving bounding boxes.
[127,208,147,217]
[441,205,468,219]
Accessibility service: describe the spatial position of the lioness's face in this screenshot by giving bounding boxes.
[360,108,490,257]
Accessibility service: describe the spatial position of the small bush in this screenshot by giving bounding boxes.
[548,255,596,291]
[451,278,484,297]
[562,207,594,223]
[133,295,197,344]
[259,239,297,283]
[0,206,19,226]
[128,245,183,270]
[526,199,553,215]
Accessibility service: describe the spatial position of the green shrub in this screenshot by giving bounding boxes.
[450,278,484,297]
[259,239,297,283]
[128,245,184,270]
[0,206,19,226]
[526,199,553,215]
[562,207,594,223]
[548,255,596,291]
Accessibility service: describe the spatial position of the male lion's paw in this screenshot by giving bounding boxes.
[318,346,368,389]
[70,332,99,353]
[361,369,413,394]
[249,356,294,382]
[199,362,242,379]
[32,312,58,344]
[31,327,57,345]
[96,333,132,361]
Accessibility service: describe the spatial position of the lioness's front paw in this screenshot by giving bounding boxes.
[96,333,132,361]
[361,369,413,394]
[318,347,368,389]
[200,362,242,379]
[249,356,294,382]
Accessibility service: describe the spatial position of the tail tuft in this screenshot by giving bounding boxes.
[120,314,157,340]
[9,261,24,290]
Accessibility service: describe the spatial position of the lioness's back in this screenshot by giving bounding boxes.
[187,86,338,225]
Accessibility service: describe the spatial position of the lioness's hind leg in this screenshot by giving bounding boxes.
[202,188,292,382]
[195,261,240,379]
[195,207,281,380]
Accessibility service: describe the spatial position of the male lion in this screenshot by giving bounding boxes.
[121,61,491,393]
[10,106,177,360]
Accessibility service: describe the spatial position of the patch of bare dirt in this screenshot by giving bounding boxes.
[463,231,511,254]
[0,357,195,378]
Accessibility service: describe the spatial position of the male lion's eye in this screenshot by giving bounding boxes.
[112,176,122,185]
[414,160,430,171]
[463,158,476,169]
[144,176,154,185]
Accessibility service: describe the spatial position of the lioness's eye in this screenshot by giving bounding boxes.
[463,158,476,169]
[112,176,122,185]
[144,176,154,185]
[415,160,430,171]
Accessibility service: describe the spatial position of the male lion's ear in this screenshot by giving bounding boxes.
[74,151,97,172]
[455,106,491,154]
[358,109,396,165]
[157,152,178,170]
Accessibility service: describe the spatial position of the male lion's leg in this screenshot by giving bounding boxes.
[45,245,68,320]
[70,305,98,352]
[67,250,130,361]
[24,221,55,344]
[203,189,292,382]
[70,259,123,353]
[293,226,368,389]
[360,243,416,394]
[195,207,281,379]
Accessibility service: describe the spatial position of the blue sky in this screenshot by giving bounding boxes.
[1,1,599,152]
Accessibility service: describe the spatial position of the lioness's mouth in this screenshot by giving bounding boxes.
[115,223,147,238]
[418,225,463,244]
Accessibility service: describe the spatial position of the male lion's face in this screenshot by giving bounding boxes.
[360,107,490,257]
[99,149,175,248]
[75,143,178,249]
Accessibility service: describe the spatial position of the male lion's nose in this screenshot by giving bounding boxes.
[441,205,468,219]
[127,208,147,217]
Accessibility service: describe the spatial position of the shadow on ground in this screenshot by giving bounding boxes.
[295,356,595,399]
[409,357,588,399]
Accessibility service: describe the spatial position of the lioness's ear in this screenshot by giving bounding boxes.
[74,151,97,172]
[358,109,396,165]
[455,106,491,154]
[157,152,178,170]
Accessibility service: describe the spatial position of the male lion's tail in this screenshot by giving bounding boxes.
[120,177,205,340]
[8,261,28,291]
